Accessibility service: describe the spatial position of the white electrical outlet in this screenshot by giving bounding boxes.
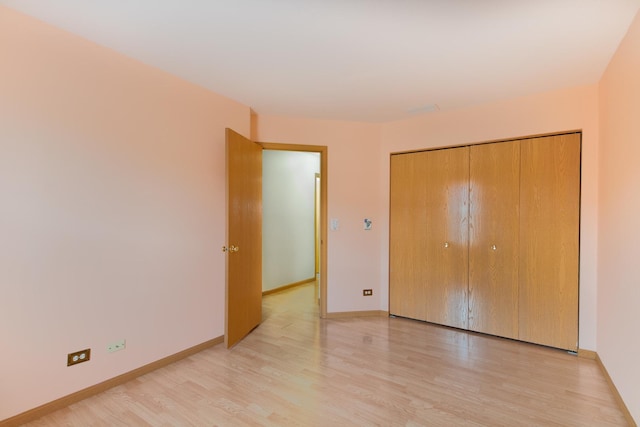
[107,339,126,353]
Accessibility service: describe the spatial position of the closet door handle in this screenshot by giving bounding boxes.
[491,244,497,251]
[444,242,449,248]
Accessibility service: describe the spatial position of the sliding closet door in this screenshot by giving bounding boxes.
[469,142,520,339]
[390,147,469,329]
[390,152,429,321]
[519,134,580,351]
[423,147,469,329]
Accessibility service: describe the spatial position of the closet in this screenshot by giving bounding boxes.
[389,133,580,351]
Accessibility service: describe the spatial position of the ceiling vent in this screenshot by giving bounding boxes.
[407,104,440,115]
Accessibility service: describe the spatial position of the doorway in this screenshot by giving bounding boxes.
[224,131,328,348]
[261,142,328,318]
[262,150,319,296]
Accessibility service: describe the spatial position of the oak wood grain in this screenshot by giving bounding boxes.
[226,128,263,348]
[469,141,520,339]
[390,152,430,321]
[390,147,469,330]
[423,147,469,329]
[519,133,581,351]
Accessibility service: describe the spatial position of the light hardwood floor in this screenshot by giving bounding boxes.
[24,283,628,426]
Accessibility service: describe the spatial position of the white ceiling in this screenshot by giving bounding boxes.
[3,1,640,122]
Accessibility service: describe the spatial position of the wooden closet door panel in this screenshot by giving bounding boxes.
[519,134,580,351]
[424,147,469,329]
[469,142,520,339]
[390,152,429,321]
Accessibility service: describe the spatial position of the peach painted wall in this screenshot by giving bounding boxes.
[2,2,636,422]
[379,85,600,351]
[598,10,640,423]
[0,6,249,420]
[254,115,383,313]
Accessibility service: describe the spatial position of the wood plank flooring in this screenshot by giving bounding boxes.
[24,283,628,426]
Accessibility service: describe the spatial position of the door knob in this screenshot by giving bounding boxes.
[491,244,497,251]
[444,242,449,248]
[222,245,240,253]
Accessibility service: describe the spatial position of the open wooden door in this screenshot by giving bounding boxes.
[225,128,262,348]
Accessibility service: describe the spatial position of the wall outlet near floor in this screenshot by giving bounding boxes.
[107,339,126,353]
[363,289,373,296]
[67,348,91,366]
